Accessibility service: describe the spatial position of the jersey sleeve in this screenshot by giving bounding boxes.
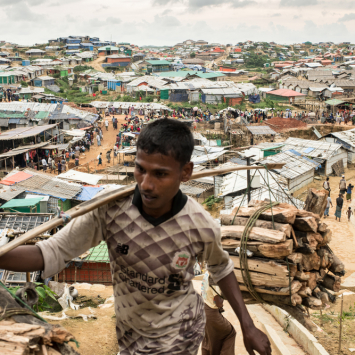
[202,224,234,284]
[36,207,107,279]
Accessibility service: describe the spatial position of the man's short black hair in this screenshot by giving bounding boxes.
[137,119,194,166]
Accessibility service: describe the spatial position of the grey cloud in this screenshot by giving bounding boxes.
[293,15,301,19]
[338,13,355,21]
[5,3,41,22]
[154,14,181,26]
[162,9,172,15]
[271,13,281,17]
[280,0,317,7]
[188,0,256,9]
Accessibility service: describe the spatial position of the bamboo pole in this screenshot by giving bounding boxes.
[338,293,344,354]
[0,163,284,258]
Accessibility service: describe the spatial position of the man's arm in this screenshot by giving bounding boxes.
[0,246,44,272]
[218,272,271,355]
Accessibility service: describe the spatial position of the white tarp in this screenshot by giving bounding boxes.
[62,129,85,138]
[57,170,104,185]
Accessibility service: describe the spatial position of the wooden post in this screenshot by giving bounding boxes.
[26,272,31,282]
[338,293,344,354]
[74,266,77,283]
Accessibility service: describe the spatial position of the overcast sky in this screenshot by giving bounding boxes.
[4,0,355,46]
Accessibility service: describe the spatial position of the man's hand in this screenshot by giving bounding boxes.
[242,323,271,355]
[214,295,224,309]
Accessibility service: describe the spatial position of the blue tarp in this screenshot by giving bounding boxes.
[303,147,315,153]
[248,94,260,103]
[75,186,104,201]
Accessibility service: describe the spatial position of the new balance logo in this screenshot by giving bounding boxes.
[116,243,129,255]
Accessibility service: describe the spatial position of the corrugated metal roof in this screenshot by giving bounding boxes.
[281,137,343,160]
[328,128,355,148]
[0,124,57,141]
[259,150,320,180]
[17,175,82,200]
[246,126,276,135]
[0,185,26,201]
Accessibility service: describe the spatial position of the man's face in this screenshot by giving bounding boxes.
[134,149,193,218]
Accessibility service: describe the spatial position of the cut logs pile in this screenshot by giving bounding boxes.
[220,189,344,311]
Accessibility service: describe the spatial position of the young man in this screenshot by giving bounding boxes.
[323,177,331,195]
[339,175,347,195]
[335,193,344,221]
[324,195,333,218]
[0,119,270,355]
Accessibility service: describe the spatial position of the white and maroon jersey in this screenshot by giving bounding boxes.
[38,187,233,355]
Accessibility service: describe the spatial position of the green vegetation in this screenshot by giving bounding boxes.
[8,282,57,312]
[20,81,28,87]
[190,52,196,58]
[203,195,223,210]
[243,53,270,68]
[73,65,93,73]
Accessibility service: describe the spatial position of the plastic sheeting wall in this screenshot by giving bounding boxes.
[169,92,188,102]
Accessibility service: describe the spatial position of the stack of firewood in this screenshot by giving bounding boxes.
[220,189,343,310]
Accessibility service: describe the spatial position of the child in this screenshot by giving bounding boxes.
[347,207,353,222]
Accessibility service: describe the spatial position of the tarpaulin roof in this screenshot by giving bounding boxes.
[85,241,109,263]
[1,197,43,209]
[325,99,346,106]
[0,185,26,201]
[0,171,33,186]
[57,170,104,185]
[75,186,105,201]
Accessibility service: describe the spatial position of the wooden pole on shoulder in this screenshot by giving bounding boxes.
[0,163,284,258]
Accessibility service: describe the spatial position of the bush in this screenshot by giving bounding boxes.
[52,73,60,78]
[73,65,92,73]
[20,81,28,87]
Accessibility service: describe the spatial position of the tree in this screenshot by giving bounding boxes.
[190,52,196,58]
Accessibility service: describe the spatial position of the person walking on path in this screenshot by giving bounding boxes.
[201,272,236,355]
[339,175,347,195]
[97,152,102,166]
[96,133,101,147]
[105,119,109,131]
[323,177,331,195]
[324,195,333,218]
[335,194,344,221]
[61,156,66,172]
[42,158,48,172]
[106,150,111,164]
[346,207,353,222]
[57,161,62,175]
[346,183,354,202]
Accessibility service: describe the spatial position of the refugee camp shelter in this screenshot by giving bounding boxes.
[266,89,306,104]
[58,241,111,285]
[32,76,55,87]
[323,128,355,163]
[280,137,347,175]
[258,150,321,192]
[143,60,172,73]
[103,55,131,67]
[1,197,44,213]
[25,49,45,57]
[98,46,119,56]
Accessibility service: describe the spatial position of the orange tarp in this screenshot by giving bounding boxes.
[0,171,33,186]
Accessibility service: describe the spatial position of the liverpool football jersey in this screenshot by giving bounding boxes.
[38,187,234,355]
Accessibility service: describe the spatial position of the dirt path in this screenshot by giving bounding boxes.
[87,56,106,72]
[65,115,134,173]
[294,169,355,276]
